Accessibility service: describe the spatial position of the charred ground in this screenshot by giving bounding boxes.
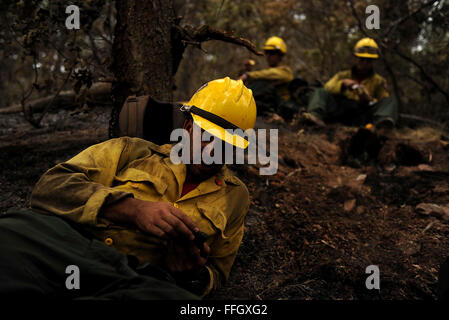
[1,108,448,299]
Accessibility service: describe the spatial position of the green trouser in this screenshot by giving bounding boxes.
[247,79,281,114]
[307,88,398,126]
[0,209,199,300]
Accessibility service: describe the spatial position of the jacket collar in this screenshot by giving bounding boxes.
[149,142,173,157]
[148,142,241,200]
[351,65,374,81]
[177,166,240,202]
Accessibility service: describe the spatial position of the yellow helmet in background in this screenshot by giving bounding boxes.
[354,37,380,59]
[182,77,257,149]
[263,36,287,54]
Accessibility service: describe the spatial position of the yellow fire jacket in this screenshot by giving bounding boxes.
[248,65,294,101]
[324,69,390,103]
[30,137,250,296]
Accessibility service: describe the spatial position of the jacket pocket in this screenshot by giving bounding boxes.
[113,168,168,196]
[196,202,228,238]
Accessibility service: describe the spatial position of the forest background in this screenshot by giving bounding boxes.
[0,0,448,128]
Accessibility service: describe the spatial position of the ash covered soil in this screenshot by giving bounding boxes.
[1,107,449,299]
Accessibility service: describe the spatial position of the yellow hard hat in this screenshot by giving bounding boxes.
[263,36,287,54]
[182,77,257,149]
[354,37,379,59]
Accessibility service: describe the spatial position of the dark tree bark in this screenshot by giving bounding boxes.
[108,0,262,138]
[109,0,176,138]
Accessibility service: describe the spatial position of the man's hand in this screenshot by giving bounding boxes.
[341,78,358,88]
[341,79,373,102]
[357,86,373,102]
[239,73,248,81]
[101,198,198,241]
[165,239,211,278]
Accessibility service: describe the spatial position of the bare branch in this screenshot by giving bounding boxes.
[170,24,263,77]
[20,52,40,126]
[24,30,80,127]
[88,32,104,67]
[22,66,74,127]
[392,47,449,105]
[186,25,263,56]
[400,113,445,128]
[215,0,226,18]
[383,0,437,38]
[0,83,112,115]
[348,0,367,36]
[181,40,208,53]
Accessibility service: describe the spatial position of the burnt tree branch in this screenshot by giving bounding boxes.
[393,48,449,106]
[189,25,263,56]
[0,83,112,115]
[383,0,436,38]
[171,24,263,75]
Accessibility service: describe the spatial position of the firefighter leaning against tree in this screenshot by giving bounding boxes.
[302,37,398,129]
[0,78,257,299]
[239,36,294,114]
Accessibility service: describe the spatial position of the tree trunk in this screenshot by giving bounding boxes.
[109,0,176,138]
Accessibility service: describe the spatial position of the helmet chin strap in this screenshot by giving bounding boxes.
[180,105,248,139]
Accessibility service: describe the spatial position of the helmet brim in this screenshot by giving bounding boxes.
[354,52,379,59]
[191,114,249,149]
[263,47,286,54]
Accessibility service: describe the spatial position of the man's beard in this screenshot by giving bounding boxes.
[187,163,224,182]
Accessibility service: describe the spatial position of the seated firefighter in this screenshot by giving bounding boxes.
[239,36,294,114]
[303,38,398,129]
[0,78,256,299]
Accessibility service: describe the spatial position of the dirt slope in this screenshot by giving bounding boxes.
[1,109,448,299]
[211,121,449,299]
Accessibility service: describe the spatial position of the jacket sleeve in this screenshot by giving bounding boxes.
[374,77,390,101]
[248,66,293,83]
[30,137,149,227]
[202,187,250,296]
[324,72,345,95]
